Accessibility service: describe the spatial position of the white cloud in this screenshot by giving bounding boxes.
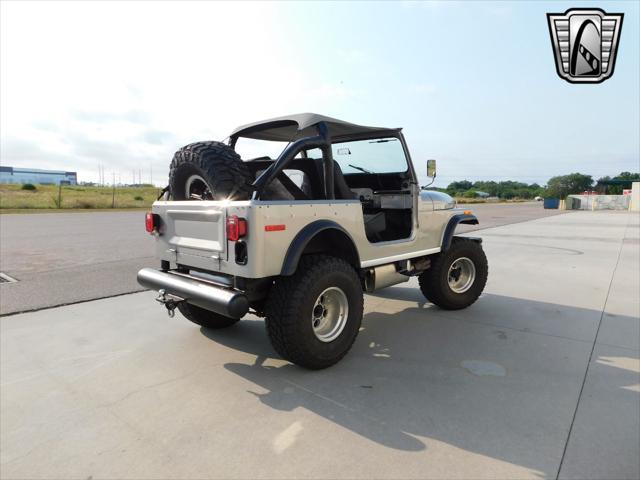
[2,1,637,188]
[0,1,352,184]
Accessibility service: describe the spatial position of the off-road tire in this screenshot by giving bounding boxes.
[265,255,364,369]
[169,141,253,200]
[418,237,488,310]
[177,302,240,329]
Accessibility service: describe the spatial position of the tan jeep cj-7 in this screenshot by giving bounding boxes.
[138,113,488,369]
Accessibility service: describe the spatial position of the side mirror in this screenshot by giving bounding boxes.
[427,159,437,178]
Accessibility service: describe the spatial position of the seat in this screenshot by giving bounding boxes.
[251,168,309,201]
[311,159,358,200]
[310,158,387,240]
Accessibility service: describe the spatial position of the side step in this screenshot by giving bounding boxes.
[137,268,249,319]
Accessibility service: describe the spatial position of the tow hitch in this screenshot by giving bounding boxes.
[155,289,184,318]
[137,268,249,318]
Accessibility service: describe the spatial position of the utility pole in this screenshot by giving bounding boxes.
[150,163,153,186]
[111,172,116,208]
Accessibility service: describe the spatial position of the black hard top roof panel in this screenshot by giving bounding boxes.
[230,113,400,142]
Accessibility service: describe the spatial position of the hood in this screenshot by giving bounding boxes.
[420,191,456,210]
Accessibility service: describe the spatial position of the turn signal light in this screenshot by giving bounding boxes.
[226,215,248,241]
[145,212,158,233]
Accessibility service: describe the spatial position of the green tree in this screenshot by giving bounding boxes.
[596,172,639,194]
[613,172,640,194]
[596,175,612,193]
[462,189,477,198]
[446,180,473,193]
[529,183,544,197]
[616,171,640,180]
[500,188,516,199]
[472,181,499,196]
[516,188,533,199]
[545,173,594,199]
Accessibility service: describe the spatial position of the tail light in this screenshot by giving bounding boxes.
[145,212,158,233]
[226,215,247,241]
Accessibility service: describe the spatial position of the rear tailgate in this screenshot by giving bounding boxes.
[153,201,228,271]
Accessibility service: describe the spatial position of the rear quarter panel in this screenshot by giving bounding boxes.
[251,201,364,277]
[252,200,457,274]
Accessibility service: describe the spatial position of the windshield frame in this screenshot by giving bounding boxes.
[305,131,415,178]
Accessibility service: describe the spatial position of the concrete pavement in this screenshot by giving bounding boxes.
[1,211,638,479]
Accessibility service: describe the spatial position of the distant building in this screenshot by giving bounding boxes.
[0,166,77,185]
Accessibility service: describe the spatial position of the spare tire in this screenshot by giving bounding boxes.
[169,141,254,200]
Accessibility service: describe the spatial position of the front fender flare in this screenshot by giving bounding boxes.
[442,214,479,251]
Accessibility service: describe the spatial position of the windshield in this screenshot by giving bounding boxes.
[307,137,408,174]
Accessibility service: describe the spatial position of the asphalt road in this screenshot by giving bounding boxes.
[0,203,565,315]
[0,211,154,315]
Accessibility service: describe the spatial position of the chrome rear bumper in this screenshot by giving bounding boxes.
[137,268,249,319]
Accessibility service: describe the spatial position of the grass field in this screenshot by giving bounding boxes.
[0,183,531,212]
[0,184,160,210]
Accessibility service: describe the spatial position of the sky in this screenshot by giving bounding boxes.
[1,0,638,188]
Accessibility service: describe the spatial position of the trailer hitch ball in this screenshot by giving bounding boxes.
[155,289,183,318]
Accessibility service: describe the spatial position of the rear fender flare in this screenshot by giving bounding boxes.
[281,220,360,275]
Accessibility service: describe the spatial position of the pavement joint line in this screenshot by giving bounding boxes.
[554,213,631,480]
[0,288,148,318]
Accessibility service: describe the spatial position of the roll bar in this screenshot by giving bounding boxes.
[249,122,335,200]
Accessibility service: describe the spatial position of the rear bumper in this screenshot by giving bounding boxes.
[137,268,249,319]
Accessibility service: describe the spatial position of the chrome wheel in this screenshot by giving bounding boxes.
[447,257,476,293]
[185,174,213,200]
[311,287,349,343]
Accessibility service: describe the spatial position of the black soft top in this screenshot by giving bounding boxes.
[230,113,400,142]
